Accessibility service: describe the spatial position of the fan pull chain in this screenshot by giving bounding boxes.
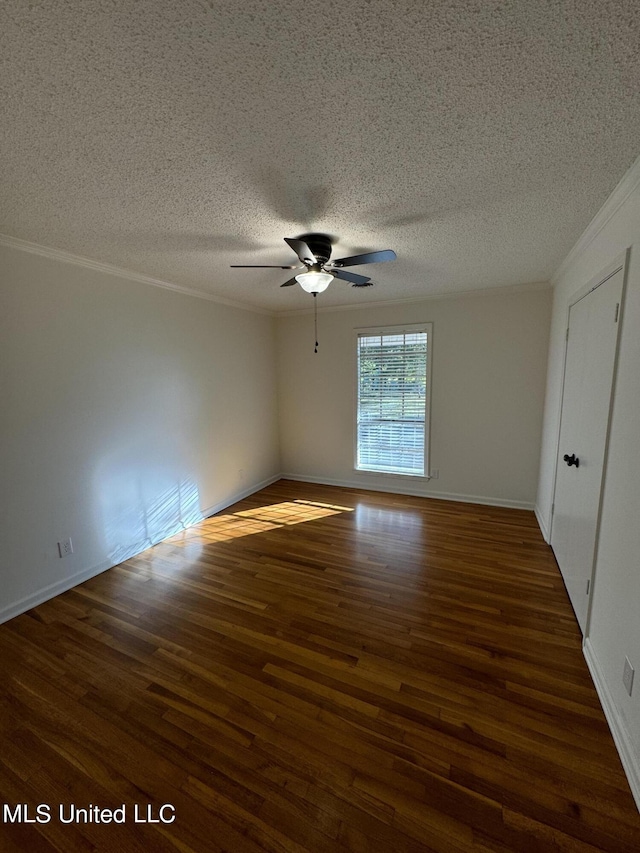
[313,293,319,353]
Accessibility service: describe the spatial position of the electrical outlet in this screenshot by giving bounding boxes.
[430,469,439,479]
[58,538,73,558]
[623,657,634,697]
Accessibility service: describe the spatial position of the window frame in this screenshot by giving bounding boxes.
[353,322,433,479]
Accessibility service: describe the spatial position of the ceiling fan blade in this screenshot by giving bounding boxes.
[333,269,371,286]
[280,277,299,287]
[284,237,318,265]
[331,249,396,267]
[230,264,300,269]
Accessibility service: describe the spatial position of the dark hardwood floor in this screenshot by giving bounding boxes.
[0,479,638,851]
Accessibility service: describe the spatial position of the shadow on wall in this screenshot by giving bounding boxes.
[95,454,202,565]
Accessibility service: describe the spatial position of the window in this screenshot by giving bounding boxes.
[356,325,431,476]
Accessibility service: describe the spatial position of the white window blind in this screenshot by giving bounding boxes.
[356,328,429,476]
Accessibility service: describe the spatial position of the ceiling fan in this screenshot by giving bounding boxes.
[231,233,396,293]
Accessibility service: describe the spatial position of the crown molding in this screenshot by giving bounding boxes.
[0,232,553,318]
[0,233,274,316]
[275,280,552,317]
[552,153,640,285]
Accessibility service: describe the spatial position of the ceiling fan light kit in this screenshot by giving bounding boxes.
[295,270,333,293]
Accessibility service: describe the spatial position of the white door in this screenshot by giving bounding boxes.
[550,266,624,634]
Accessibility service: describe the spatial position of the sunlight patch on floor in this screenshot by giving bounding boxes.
[168,499,354,544]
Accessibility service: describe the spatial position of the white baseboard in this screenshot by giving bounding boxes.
[534,505,550,542]
[0,558,113,625]
[281,473,535,511]
[583,638,640,812]
[200,473,281,518]
[0,473,282,626]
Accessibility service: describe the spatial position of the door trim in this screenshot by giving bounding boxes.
[549,249,629,638]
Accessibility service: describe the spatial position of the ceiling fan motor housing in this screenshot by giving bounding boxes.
[299,233,333,266]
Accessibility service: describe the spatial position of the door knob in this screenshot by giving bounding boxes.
[563,453,580,468]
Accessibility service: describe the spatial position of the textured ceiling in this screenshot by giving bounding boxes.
[1,0,639,312]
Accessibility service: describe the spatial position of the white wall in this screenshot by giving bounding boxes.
[536,158,640,806]
[277,285,551,508]
[0,243,280,622]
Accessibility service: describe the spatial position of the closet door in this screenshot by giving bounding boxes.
[551,266,624,634]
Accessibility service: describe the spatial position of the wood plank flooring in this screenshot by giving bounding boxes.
[0,479,638,851]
